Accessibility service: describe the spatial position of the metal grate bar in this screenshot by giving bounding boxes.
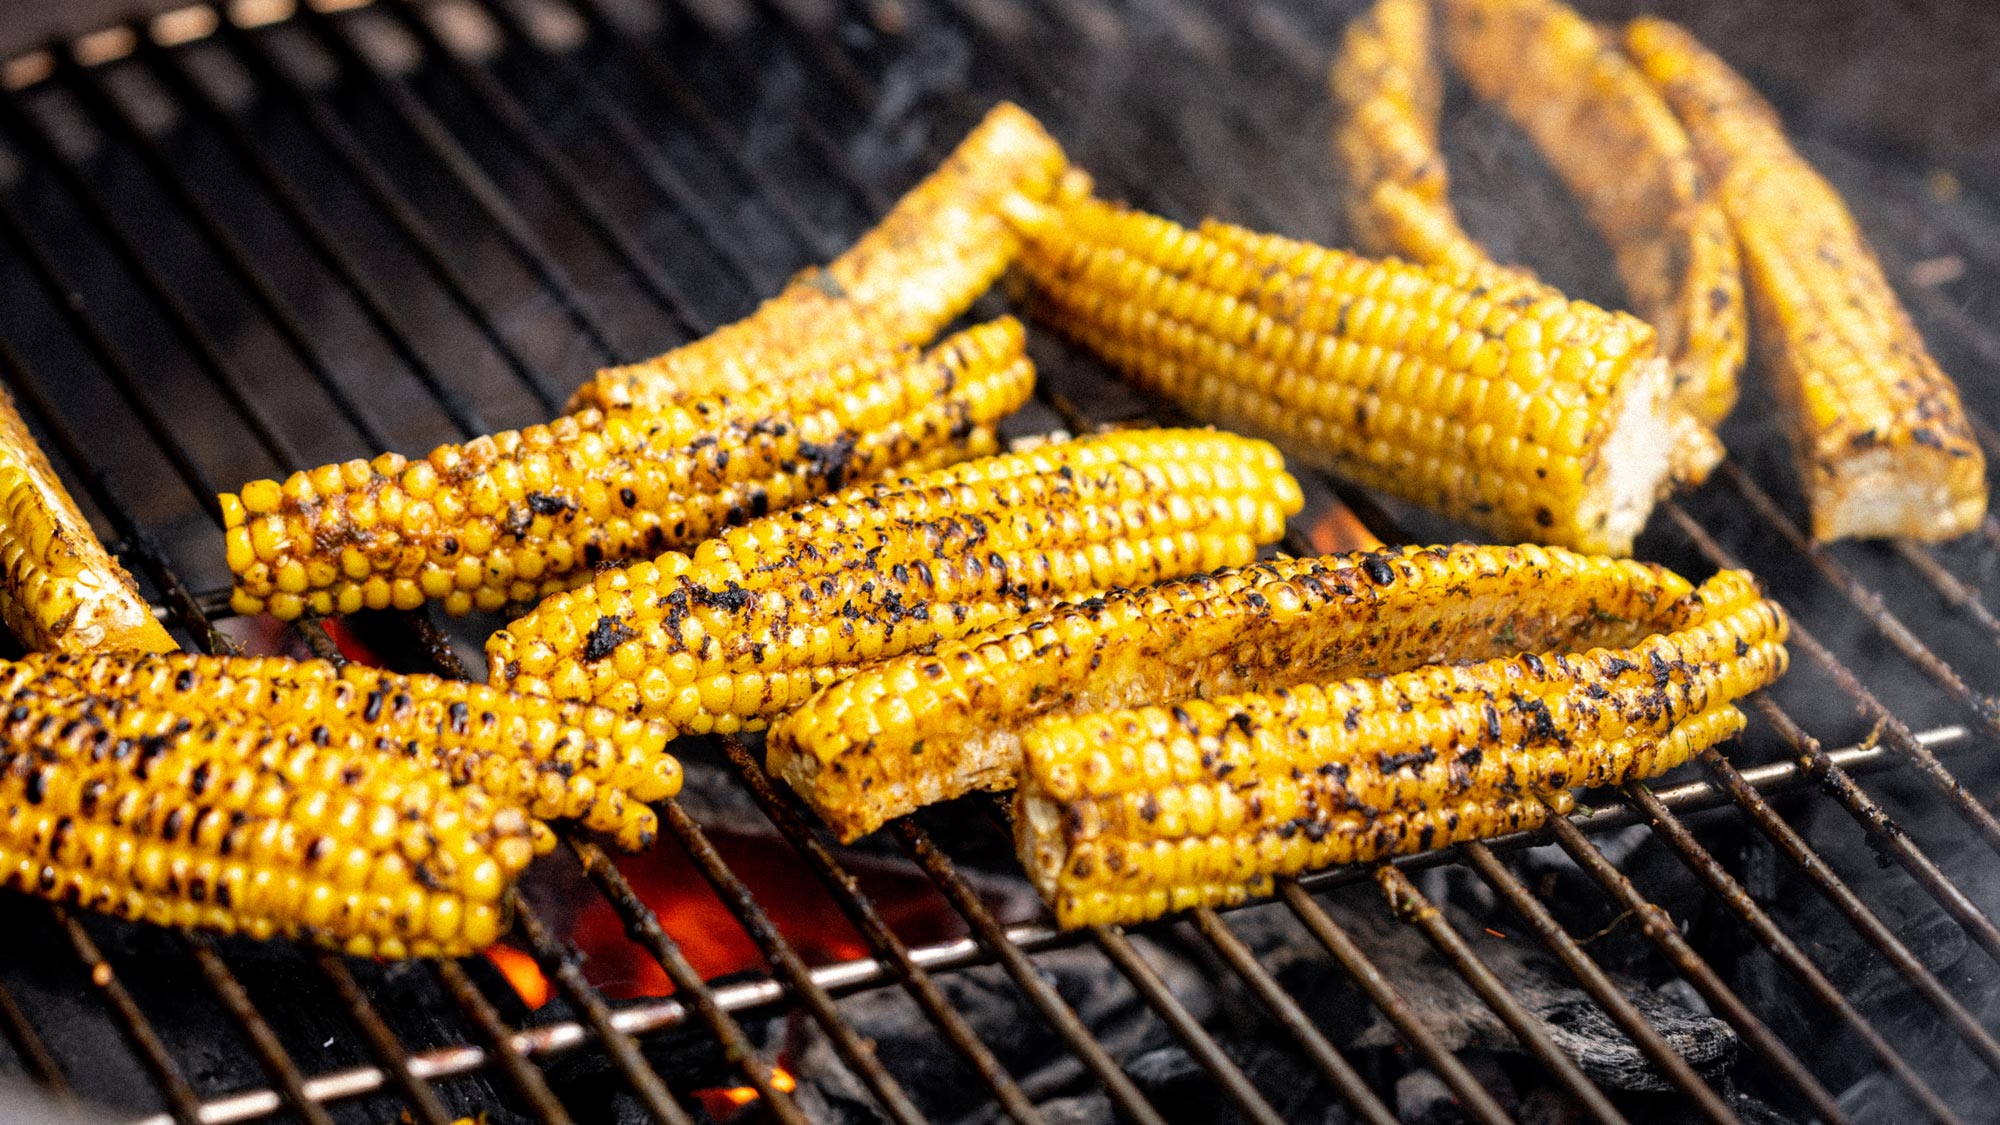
[716,737,1049,1125]
[0,85,302,470]
[896,820,1173,1125]
[1187,907,1402,1125]
[556,0,841,259]
[0,973,65,1098]
[1619,781,1961,1123]
[1694,747,2000,1078]
[186,939,340,1125]
[209,14,628,369]
[312,954,459,1125]
[181,14,572,412]
[55,908,205,1125]
[655,795,931,1125]
[1373,864,1629,1125]
[1279,882,1513,1125]
[481,0,781,295]
[357,1,713,337]
[1089,923,1287,1125]
[1664,503,2000,966]
[1459,841,1742,1125]
[511,899,696,1125]
[564,835,814,1125]
[437,959,579,1125]
[132,25,495,437]
[51,44,396,452]
[1540,812,1850,1123]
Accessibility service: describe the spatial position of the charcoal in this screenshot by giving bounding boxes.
[1395,1069,1466,1125]
[1037,1092,1114,1125]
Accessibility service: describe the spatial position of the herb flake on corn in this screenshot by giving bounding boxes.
[0,387,174,654]
[489,429,1301,734]
[224,319,1034,621]
[1626,17,1987,541]
[574,103,1068,413]
[1011,180,1718,554]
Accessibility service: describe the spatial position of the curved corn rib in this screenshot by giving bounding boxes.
[771,543,1777,841]
[0,652,681,852]
[1328,0,1489,271]
[489,430,1302,733]
[575,103,1068,413]
[1437,0,1747,427]
[0,387,175,654]
[1626,18,1987,541]
[1011,186,1712,554]
[223,319,1033,621]
[0,696,536,958]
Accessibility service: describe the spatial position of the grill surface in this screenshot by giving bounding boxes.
[1,1,1999,1123]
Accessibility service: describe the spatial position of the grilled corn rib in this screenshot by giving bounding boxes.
[223,319,1034,621]
[1011,181,1716,554]
[0,695,536,958]
[1328,0,1489,271]
[575,103,1068,413]
[1625,19,1986,541]
[489,430,1301,732]
[772,543,1781,841]
[0,652,681,852]
[0,387,175,654]
[1436,0,1746,427]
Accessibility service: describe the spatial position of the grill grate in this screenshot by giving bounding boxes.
[0,1,1995,1122]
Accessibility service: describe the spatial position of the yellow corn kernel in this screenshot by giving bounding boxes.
[1627,17,1987,541]
[0,700,535,957]
[224,319,1034,619]
[574,103,1068,412]
[0,651,681,852]
[1011,185,1714,554]
[0,388,175,654]
[1438,0,1745,427]
[771,544,1783,842]
[490,430,1302,737]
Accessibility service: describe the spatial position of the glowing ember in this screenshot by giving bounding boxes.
[484,945,551,1010]
[697,1066,798,1118]
[1308,501,1385,553]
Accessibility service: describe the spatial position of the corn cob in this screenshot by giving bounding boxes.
[1438,0,1746,428]
[0,387,175,654]
[575,103,1069,413]
[223,319,1034,621]
[489,430,1301,733]
[0,695,536,958]
[1328,0,1490,271]
[772,543,1779,841]
[0,651,681,852]
[1015,599,1782,926]
[1626,18,1987,541]
[1011,181,1721,553]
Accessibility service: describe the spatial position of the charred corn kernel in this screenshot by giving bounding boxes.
[1025,788,1574,928]
[1011,182,1713,554]
[1439,0,1745,427]
[491,430,1301,733]
[1329,0,1489,271]
[1014,599,1782,926]
[224,320,1035,620]
[0,700,535,957]
[0,387,175,654]
[772,543,1783,841]
[0,652,681,852]
[1626,19,1986,541]
[576,104,1068,413]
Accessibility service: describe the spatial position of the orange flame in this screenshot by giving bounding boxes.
[484,945,552,1010]
[1309,501,1385,553]
[705,1067,798,1114]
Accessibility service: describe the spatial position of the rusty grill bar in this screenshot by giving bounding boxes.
[0,0,1995,1122]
